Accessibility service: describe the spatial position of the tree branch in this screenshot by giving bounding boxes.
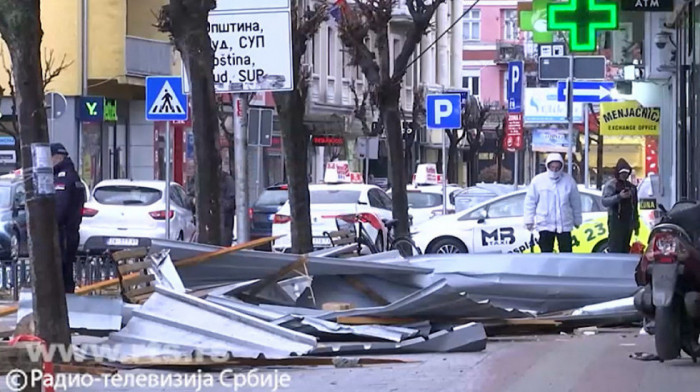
[42,48,74,91]
[393,0,446,82]
[349,81,372,135]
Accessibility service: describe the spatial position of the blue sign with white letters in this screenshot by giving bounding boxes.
[507,61,524,113]
[557,81,615,103]
[426,94,462,129]
[145,76,188,121]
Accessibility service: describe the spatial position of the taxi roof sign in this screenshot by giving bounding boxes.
[350,172,364,184]
[324,161,351,183]
[413,164,439,185]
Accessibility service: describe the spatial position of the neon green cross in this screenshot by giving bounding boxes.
[519,0,553,44]
[547,0,619,52]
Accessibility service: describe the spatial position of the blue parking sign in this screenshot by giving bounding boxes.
[507,61,524,113]
[426,94,462,129]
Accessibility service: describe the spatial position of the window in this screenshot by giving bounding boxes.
[462,9,481,41]
[487,194,526,218]
[462,207,487,220]
[312,32,320,73]
[255,190,289,207]
[368,189,391,210]
[581,193,602,213]
[407,192,442,208]
[94,186,162,206]
[310,190,360,204]
[170,185,185,207]
[503,10,518,41]
[341,49,347,79]
[0,185,13,208]
[14,185,25,208]
[463,76,480,96]
[327,28,336,76]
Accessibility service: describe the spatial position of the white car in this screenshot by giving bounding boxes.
[412,188,607,254]
[272,183,393,252]
[79,180,196,249]
[392,185,462,226]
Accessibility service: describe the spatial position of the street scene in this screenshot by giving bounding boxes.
[1,0,700,391]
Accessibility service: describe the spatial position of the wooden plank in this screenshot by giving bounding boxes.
[174,236,281,268]
[54,363,118,375]
[112,247,148,261]
[126,285,156,299]
[335,316,419,325]
[119,356,415,368]
[121,274,155,288]
[343,276,390,306]
[117,261,152,275]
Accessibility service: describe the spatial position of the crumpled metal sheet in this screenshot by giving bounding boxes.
[206,294,418,343]
[93,286,317,361]
[17,289,122,331]
[150,239,431,289]
[570,296,637,317]
[309,278,531,320]
[310,322,487,355]
[403,253,640,313]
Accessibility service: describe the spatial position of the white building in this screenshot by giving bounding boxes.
[300,0,464,184]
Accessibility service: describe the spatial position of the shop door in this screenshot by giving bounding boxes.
[105,123,127,179]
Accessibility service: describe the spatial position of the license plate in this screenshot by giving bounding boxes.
[640,198,658,210]
[312,237,331,246]
[106,237,139,247]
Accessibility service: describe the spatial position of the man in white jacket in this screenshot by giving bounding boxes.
[524,153,583,253]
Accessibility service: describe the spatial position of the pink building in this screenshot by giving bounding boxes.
[462,0,532,106]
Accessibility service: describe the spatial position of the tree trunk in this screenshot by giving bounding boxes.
[497,152,503,182]
[447,142,459,183]
[382,88,410,237]
[163,0,223,245]
[275,94,313,254]
[0,0,70,345]
[597,135,604,189]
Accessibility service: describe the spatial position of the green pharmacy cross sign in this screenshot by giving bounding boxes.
[547,0,619,52]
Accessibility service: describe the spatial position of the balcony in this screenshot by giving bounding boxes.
[495,41,524,64]
[125,36,173,77]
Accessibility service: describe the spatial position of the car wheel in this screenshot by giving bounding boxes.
[428,237,467,254]
[10,230,19,261]
[593,240,609,253]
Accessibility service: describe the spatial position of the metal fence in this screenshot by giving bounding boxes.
[0,255,118,301]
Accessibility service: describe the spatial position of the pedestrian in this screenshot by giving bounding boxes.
[602,158,639,253]
[524,153,583,253]
[221,170,236,245]
[51,143,87,293]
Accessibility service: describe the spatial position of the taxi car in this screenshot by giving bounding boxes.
[272,161,392,252]
[412,187,651,254]
[388,164,461,226]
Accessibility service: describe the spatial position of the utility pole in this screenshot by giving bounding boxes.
[234,94,250,243]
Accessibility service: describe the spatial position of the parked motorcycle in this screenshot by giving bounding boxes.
[634,200,700,362]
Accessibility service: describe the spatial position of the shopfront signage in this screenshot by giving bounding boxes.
[621,0,672,12]
[547,0,619,52]
[600,100,660,136]
[312,135,344,147]
[77,96,104,122]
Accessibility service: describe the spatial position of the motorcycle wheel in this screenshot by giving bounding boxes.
[655,302,682,361]
[681,326,700,362]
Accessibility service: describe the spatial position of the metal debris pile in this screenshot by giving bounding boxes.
[2,238,644,366]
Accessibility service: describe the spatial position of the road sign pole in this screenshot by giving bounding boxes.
[442,130,447,215]
[165,120,171,239]
[514,150,519,189]
[234,93,250,244]
[584,103,590,188]
[49,93,55,141]
[566,57,574,176]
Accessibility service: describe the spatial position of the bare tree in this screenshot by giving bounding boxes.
[272,1,327,254]
[407,87,425,180]
[462,96,490,186]
[445,128,465,183]
[157,0,223,245]
[338,0,446,239]
[0,48,73,165]
[0,0,70,345]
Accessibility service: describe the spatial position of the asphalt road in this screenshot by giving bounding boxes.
[3,328,699,392]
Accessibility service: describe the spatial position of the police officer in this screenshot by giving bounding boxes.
[51,143,86,293]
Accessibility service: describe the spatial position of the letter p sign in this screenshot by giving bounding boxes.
[507,61,523,113]
[426,94,462,129]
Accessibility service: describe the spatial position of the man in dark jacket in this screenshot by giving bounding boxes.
[52,143,86,293]
[602,158,639,253]
[186,171,236,245]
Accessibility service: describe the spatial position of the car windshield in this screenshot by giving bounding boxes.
[407,192,442,208]
[256,189,288,206]
[0,185,12,208]
[94,186,162,206]
[310,189,361,204]
[455,195,496,212]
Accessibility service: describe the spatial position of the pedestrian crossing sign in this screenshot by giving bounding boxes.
[145,76,188,121]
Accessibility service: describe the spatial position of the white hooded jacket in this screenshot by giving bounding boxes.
[524,153,583,233]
